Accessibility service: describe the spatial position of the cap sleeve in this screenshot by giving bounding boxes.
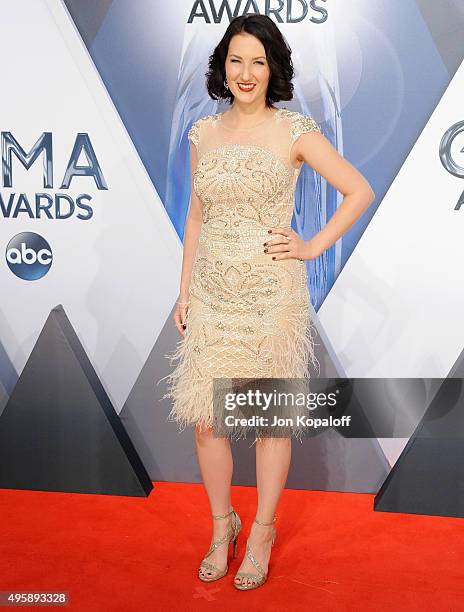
[188,119,200,147]
[290,112,321,142]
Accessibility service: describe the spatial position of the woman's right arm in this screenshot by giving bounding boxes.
[173,140,203,336]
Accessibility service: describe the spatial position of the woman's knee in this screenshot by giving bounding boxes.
[194,423,215,443]
[256,436,291,448]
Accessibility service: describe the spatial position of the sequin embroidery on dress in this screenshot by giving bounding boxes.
[157,108,322,439]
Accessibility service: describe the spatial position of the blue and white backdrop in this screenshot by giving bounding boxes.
[1,0,463,492]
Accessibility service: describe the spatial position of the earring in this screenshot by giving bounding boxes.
[224,78,229,90]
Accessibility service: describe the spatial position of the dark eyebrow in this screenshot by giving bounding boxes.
[230,54,266,60]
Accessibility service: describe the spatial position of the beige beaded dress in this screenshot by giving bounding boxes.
[159,107,321,438]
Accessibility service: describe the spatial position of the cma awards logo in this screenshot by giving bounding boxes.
[188,0,329,23]
[6,232,52,281]
[439,120,464,210]
[0,132,107,221]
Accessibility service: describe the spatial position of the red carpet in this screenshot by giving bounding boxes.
[0,482,462,611]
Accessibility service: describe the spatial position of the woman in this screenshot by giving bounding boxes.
[160,15,375,590]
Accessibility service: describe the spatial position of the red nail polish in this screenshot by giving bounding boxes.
[272,257,276,260]
[268,229,272,233]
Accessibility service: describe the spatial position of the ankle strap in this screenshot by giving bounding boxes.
[212,507,234,520]
[254,515,276,526]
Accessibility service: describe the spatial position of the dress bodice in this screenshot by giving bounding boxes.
[187,108,321,234]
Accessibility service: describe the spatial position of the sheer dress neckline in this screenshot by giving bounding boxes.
[218,107,283,131]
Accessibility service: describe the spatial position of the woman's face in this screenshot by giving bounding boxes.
[225,33,271,105]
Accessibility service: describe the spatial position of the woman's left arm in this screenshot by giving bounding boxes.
[267,131,376,261]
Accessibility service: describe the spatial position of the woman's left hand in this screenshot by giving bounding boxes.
[263,227,312,261]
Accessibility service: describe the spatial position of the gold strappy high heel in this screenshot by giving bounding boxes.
[198,507,242,582]
[234,515,277,590]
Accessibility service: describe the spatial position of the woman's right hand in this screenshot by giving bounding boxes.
[173,299,190,337]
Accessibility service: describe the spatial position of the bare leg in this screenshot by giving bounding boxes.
[234,437,291,587]
[195,424,234,579]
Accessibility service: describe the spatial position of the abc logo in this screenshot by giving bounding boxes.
[6,232,53,280]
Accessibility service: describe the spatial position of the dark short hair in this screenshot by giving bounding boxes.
[206,15,294,107]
